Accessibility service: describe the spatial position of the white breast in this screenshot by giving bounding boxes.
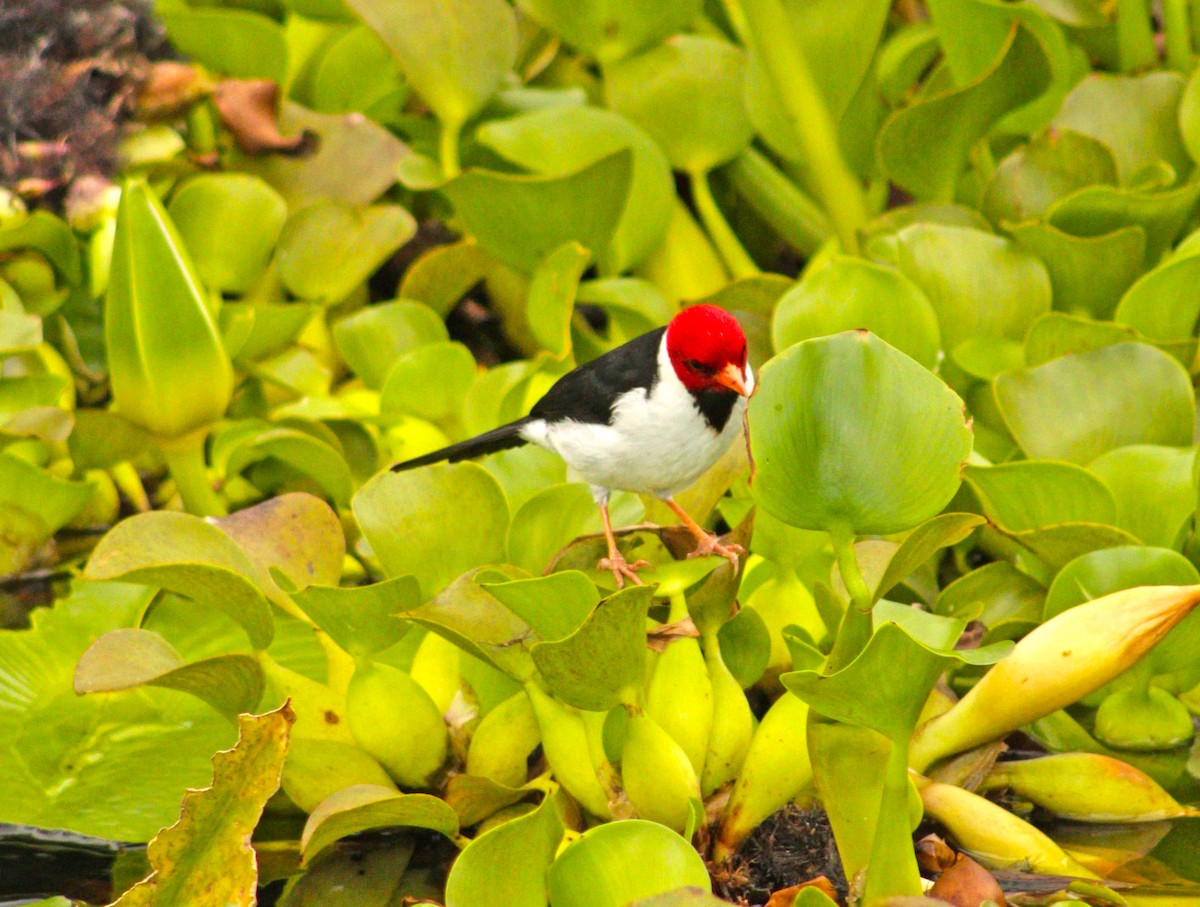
[520,337,753,503]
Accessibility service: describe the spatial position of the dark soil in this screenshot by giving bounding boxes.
[0,0,168,211]
[715,804,849,906]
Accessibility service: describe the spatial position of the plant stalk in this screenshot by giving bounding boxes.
[689,168,759,279]
[159,429,226,517]
[826,525,873,672]
[862,739,924,903]
[1164,0,1194,72]
[440,117,463,180]
[728,0,868,255]
[1116,0,1158,72]
[724,148,832,258]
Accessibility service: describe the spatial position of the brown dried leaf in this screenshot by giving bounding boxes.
[213,80,317,156]
[136,62,211,120]
[928,854,1007,907]
[916,834,957,874]
[765,876,841,907]
[647,615,701,652]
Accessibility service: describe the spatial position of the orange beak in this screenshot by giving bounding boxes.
[714,362,748,396]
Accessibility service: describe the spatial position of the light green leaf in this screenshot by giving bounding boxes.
[506,483,599,577]
[1046,180,1200,265]
[994,343,1195,464]
[0,452,93,545]
[964,460,1117,530]
[1114,253,1200,341]
[287,576,419,659]
[224,427,355,507]
[381,341,477,423]
[983,130,1118,226]
[301,785,458,865]
[874,513,986,603]
[333,300,448,390]
[748,331,973,535]
[514,0,700,61]
[527,242,589,360]
[159,8,287,82]
[482,572,599,643]
[354,464,509,598]
[1089,445,1196,548]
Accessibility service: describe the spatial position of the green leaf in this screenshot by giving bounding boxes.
[874,513,986,603]
[353,464,509,598]
[531,585,652,711]
[982,130,1118,226]
[311,24,408,119]
[478,107,673,274]
[772,256,940,369]
[935,561,1045,639]
[442,150,633,274]
[1008,222,1145,319]
[1088,446,1196,549]
[281,739,397,815]
[881,224,1051,351]
[106,180,233,438]
[168,174,287,296]
[0,451,93,543]
[506,484,600,577]
[0,211,82,287]
[1053,71,1191,185]
[963,460,1117,530]
[994,343,1195,464]
[288,576,419,659]
[1045,180,1200,265]
[527,242,590,360]
[380,341,476,424]
[1113,253,1200,341]
[345,0,517,126]
[278,202,416,303]
[84,510,276,649]
[0,309,42,353]
[301,785,459,865]
[482,572,599,643]
[444,790,563,907]
[222,426,355,508]
[74,629,264,720]
[1024,312,1184,367]
[514,0,700,61]
[333,300,448,390]
[748,331,973,535]
[607,36,753,173]
[546,820,711,907]
[398,239,494,318]
[877,25,1052,201]
[111,705,292,906]
[236,102,409,209]
[159,8,287,81]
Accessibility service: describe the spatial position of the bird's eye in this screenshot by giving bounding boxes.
[685,358,714,375]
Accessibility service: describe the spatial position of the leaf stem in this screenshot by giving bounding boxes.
[689,168,759,278]
[1164,0,1194,72]
[440,117,463,180]
[729,0,868,255]
[160,429,226,517]
[1116,0,1158,72]
[862,739,924,902]
[724,148,832,257]
[826,525,873,672]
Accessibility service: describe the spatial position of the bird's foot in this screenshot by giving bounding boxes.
[598,554,651,589]
[688,532,745,570]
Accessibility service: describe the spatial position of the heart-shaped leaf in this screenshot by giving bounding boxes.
[288,576,419,659]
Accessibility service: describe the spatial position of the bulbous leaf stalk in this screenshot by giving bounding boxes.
[910,584,1200,771]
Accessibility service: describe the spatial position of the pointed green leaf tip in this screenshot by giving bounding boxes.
[110,704,293,906]
[105,180,233,438]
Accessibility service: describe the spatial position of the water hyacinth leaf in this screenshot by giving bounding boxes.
[772,256,940,369]
[1008,222,1145,319]
[514,0,699,61]
[547,820,711,907]
[483,572,598,644]
[288,576,419,659]
[283,739,398,815]
[311,24,408,119]
[106,180,234,439]
[982,129,1118,227]
[234,102,407,209]
[333,300,447,390]
[0,310,41,353]
[506,483,600,577]
[277,202,416,303]
[1053,72,1191,184]
[1046,180,1200,265]
[280,838,415,904]
[935,561,1045,636]
[477,107,673,274]
[995,343,1195,464]
[748,331,973,535]
[884,224,1051,351]
[158,7,286,82]
[444,773,534,827]
[444,791,563,907]
[874,513,987,603]
[442,150,632,274]
[354,464,508,598]
[0,452,93,545]
[1114,254,1200,340]
[1024,312,1159,366]
[607,36,753,173]
[301,785,459,865]
[345,0,517,128]
[381,341,477,423]
[1089,446,1195,549]
[877,25,1052,201]
[398,240,493,318]
[224,427,354,507]
[83,510,275,649]
[74,629,264,720]
[111,705,293,906]
[963,460,1117,530]
[0,211,82,287]
[167,174,287,296]
[527,242,589,360]
[531,585,653,711]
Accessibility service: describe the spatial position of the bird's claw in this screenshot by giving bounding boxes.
[598,554,651,589]
[688,533,745,570]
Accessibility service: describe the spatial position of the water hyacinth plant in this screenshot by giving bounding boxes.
[4,0,1200,904]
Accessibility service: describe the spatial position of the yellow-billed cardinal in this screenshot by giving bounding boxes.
[391,304,753,587]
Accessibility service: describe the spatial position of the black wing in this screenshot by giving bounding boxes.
[531,327,665,426]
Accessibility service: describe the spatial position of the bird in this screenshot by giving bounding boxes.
[391,304,754,588]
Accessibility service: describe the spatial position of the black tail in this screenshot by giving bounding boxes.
[391,419,532,472]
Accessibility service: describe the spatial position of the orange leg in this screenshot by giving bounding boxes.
[663,497,745,569]
[596,501,650,589]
